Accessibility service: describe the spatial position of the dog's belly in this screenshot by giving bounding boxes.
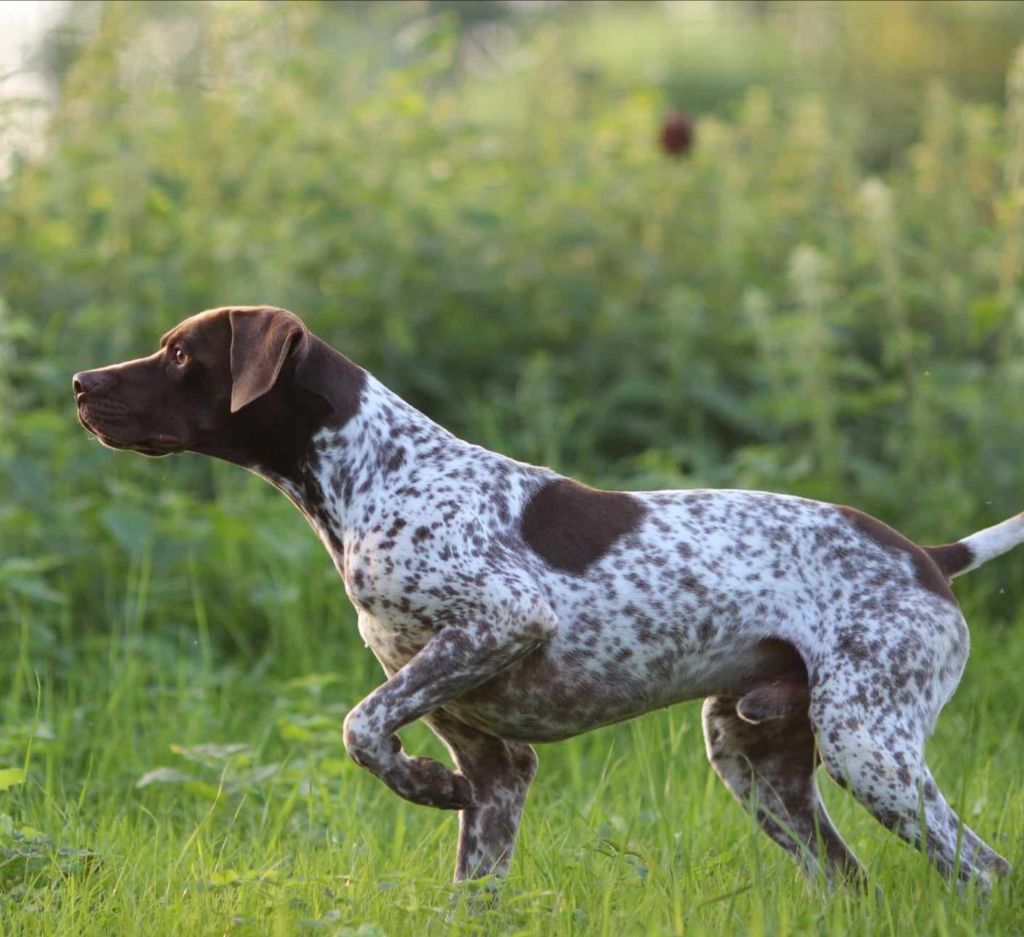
[442,633,805,743]
[438,541,814,741]
[354,548,820,742]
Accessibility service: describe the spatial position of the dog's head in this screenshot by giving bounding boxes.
[73,306,364,475]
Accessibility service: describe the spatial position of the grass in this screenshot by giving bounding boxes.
[2,553,1023,936]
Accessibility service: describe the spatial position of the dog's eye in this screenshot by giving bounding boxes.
[173,346,189,367]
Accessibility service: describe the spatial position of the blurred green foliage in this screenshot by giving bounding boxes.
[4,0,1024,656]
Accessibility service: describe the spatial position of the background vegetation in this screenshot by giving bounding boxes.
[3,1,1024,934]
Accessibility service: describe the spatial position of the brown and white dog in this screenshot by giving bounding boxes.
[74,306,1021,889]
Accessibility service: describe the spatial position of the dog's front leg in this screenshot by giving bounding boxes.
[343,602,555,810]
[424,709,537,881]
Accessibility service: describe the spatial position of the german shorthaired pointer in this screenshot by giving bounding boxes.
[74,306,1019,890]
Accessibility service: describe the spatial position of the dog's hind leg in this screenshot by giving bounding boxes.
[702,696,866,886]
[809,604,1011,892]
[811,697,1010,890]
[425,709,537,882]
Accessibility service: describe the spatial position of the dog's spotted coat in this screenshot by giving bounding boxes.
[74,307,1019,889]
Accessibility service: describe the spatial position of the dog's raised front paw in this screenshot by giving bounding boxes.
[398,756,475,810]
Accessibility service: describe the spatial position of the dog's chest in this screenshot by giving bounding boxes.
[333,515,486,658]
[355,610,432,672]
[338,545,438,669]
[343,545,436,612]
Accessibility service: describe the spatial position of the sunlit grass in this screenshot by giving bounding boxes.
[1,569,1022,936]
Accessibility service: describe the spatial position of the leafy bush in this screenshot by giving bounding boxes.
[3,1,1024,657]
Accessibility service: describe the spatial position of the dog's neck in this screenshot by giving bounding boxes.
[260,370,465,555]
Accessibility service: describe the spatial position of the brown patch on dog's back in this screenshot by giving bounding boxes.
[521,478,646,574]
[839,506,957,605]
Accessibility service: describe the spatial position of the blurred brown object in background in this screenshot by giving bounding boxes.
[660,110,694,156]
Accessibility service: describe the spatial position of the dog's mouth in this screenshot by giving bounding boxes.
[76,400,181,458]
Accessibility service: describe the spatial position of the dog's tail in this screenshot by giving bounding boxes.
[925,512,1024,579]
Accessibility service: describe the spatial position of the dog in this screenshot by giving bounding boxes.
[74,305,1020,889]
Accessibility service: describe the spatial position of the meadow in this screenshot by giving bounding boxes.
[3,2,1024,933]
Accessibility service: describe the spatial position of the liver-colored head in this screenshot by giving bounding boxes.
[73,306,364,477]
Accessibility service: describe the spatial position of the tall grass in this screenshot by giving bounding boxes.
[1,568,1023,935]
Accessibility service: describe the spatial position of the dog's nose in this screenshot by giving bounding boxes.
[73,369,115,397]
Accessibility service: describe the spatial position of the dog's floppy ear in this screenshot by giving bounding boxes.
[228,307,307,413]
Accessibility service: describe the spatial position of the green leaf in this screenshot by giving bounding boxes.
[170,742,251,767]
[283,673,342,693]
[136,767,193,788]
[0,768,26,791]
[205,867,279,888]
[99,506,156,554]
[183,780,225,802]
